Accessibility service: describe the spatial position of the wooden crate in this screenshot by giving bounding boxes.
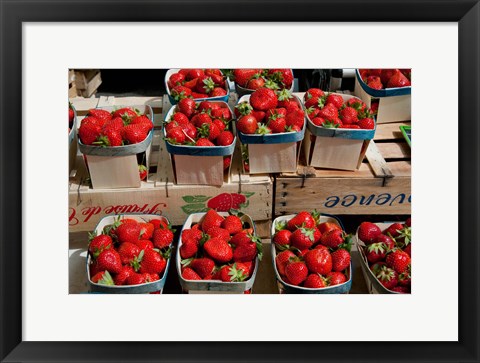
[69,69,102,98]
[275,122,411,215]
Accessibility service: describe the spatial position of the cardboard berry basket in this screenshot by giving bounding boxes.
[236,94,305,174]
[353,69,411,124]
[163,101,236,186]
[176,212,259,294]
[164,69,230,105]
[77,105,154,189]
[271,214,352,294]
[355,221,405,294]
[86,214,173,294]
[303,92,376,171]
[234,69,295,97]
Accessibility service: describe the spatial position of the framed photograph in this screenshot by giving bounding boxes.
[1,0,479,362]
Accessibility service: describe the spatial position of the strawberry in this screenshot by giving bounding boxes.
[346,98,366,112]
[268,69,294,88]
[126,273,147,285]
[95,129,123,147]
[358,118,374,130]
[182,123,197,139]
[198,122,221,141]
[168,72,185,88]
[367,76,383,90]
[384,222,405,239]
[374,234,395,250]
[171,85,192,101]
[78,120,102,145]
[211,107,232,120]
[139,248,167,275]
[272,229,292,247]
[287,211,315,231]
[391,286,410,293]
[235,101,253,117]
[285,261,308,286]
[180,239,199,259]
[116,222,141,243]
[131,115,153,132]
[331,249,351,272]
[201,209,224,233]
[380,69,396,85]
[236,261,254,277]
[219,263,249,282]
[216,130,234,146]
[339,107,358,124]
[132,239,154,251]
[326,271,347,286]
[206,226,230,242]
[304,273,327,288]
[91,270,115,285]
[195,75,216,94]
[255,124,272,135]
[166,126,186,144]
[375,265,398,290]
[317,221,342,234]
[112,108,138,119]
[275,250,296,276]
[189,258,215,279]
[370,261,387,275]
[405,217,411,227]
[233,241,257,262]
[237,115,258,134]
[305,248,332,275]
[317,104,338,120]
[387,69,411,88]
[196,138,215,146]
[246,75,265,90]
[152,228,174,249]
[398,269,411,287]
[204,237,233,263]
[233,69,259,87]
[139,222,154,239]
[150,219,169,230]
[171,112,190,126]
[366,242,387,264]
[404,243,411,257]
[358,222,382,244]
[213,119,226,133]
[177,98,197,118]
[88,234,113,259]
[123,124,148,144]
[182,267,202,280]
[117,242,141,265]
[113,265,134,285]
[320,229,344,249]
[138,164,148,181]
[285,109,305,129]
[221,215,243,235]
[88,109,112,122]
[191,113,212,128]
[96,249,122,274]
[229,230,256,247]
[181,228,203,245]
[186,68,204,80]
[223,156,231,170]
[326,94,344,109]
[250,88,278,111]
[290,227,315,250]
[69,106,75,124]
[207,193,246,211]
[386,250,411,274]
[268,116,287,133]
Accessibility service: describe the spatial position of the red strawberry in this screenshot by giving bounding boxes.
[182,267,202,280]
[126,273,147,285]
[96,249,122,274]
[132,239,154,251]
[177,98,197,118]
[207,193,246,212]
[404,243,411,257]
[317,104,338,120]
[304,273,327,288]
[285,261,308,286]
[326,94,344,109]
[237,115,258,134]
[391,286,410,293]
[180,239,199,259]
[196,138,215,146]
[374,234,395,250]
[198,122,221,141]
[186,69,204,80]
[331,249,351,272]
[387,70,411,88]
[346,98,366,112]
[112,108,138,119]
[113,265,134,285]
[88,234,113,259]
[171,112,190,126]
[152,228,174,249]
[384,222,404,238]
[138,164,148,181]
[139,249,167,275]
[189,258,215,279]
[211,107,232,120]
[195,75,216,94]
[290,227,315,250]
[272,229,292,247]
[182,228,203,245]
[275,250,296,276]
[150,219,169,230]
[250,88,278,111]
[326,271,347,286]
[233,69,259,87]
[305,248,332,275]
[398,270,411,287]
[229,230,255,247]
[386,250,411,274]
[117,242,141,265]
[268,116,287,134]
[405,217,411,227]
[358,118,375,130]
[216,130,234,146]
[88,109,112,122]
[78,119,102,145]
[206,226,230,242]
[166,126,186,144]
[131,115,153,132]
[191,113,212,128]
[171,85,192,101]
[375,265,398,290]
[233,241,258,262]
[123,124,148,144]
[305,88,325,100]
[268,69,294,88]
[139,222,154,240]
[320,229,344,249]
[221,215,243,235]
[380,69,396,85]
[246,75,265,90]
[168,72,185,88]
[339,107,358,124]
[285,109,305,129]
[317,222,342,234]
[201,209,224,233]
[213,119,226,133]
[219,263,249,282]
[366,242,387,264]
[358,222,382,244]
[287,211,315,231]
[223,156,231,170]
[91,270,115,285]
[116,222,141,243]
[204,237,233,263]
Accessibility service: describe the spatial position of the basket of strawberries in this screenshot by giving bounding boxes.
[163,100,236,186]
[302,89,376,171]
[86,214,175,294]
[235,88,306,174]
[271,211,352,294]
[232,69,294,97]
[177,210,261,294]
[355,218,411,294]
[354,69,411,124]
[165,68,229,104]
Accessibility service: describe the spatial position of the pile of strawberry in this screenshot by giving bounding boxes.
[273,211,351,289]
[68,103,74,134]
[167,69,228,101]
[233,69,293,91]
[359,69,411,90]
[78,107,153,146]
[180,210,262,284]
[164,100,235,149]
[235,88,305,134]
[304,89,375,130]
[88,217,174,287]
[357,218,411,293]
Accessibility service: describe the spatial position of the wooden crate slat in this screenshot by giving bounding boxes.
[374,122,411,141]
[365,141,394,178]
[375,141,411,160]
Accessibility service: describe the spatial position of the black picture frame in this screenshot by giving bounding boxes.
[1,0,479,362]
